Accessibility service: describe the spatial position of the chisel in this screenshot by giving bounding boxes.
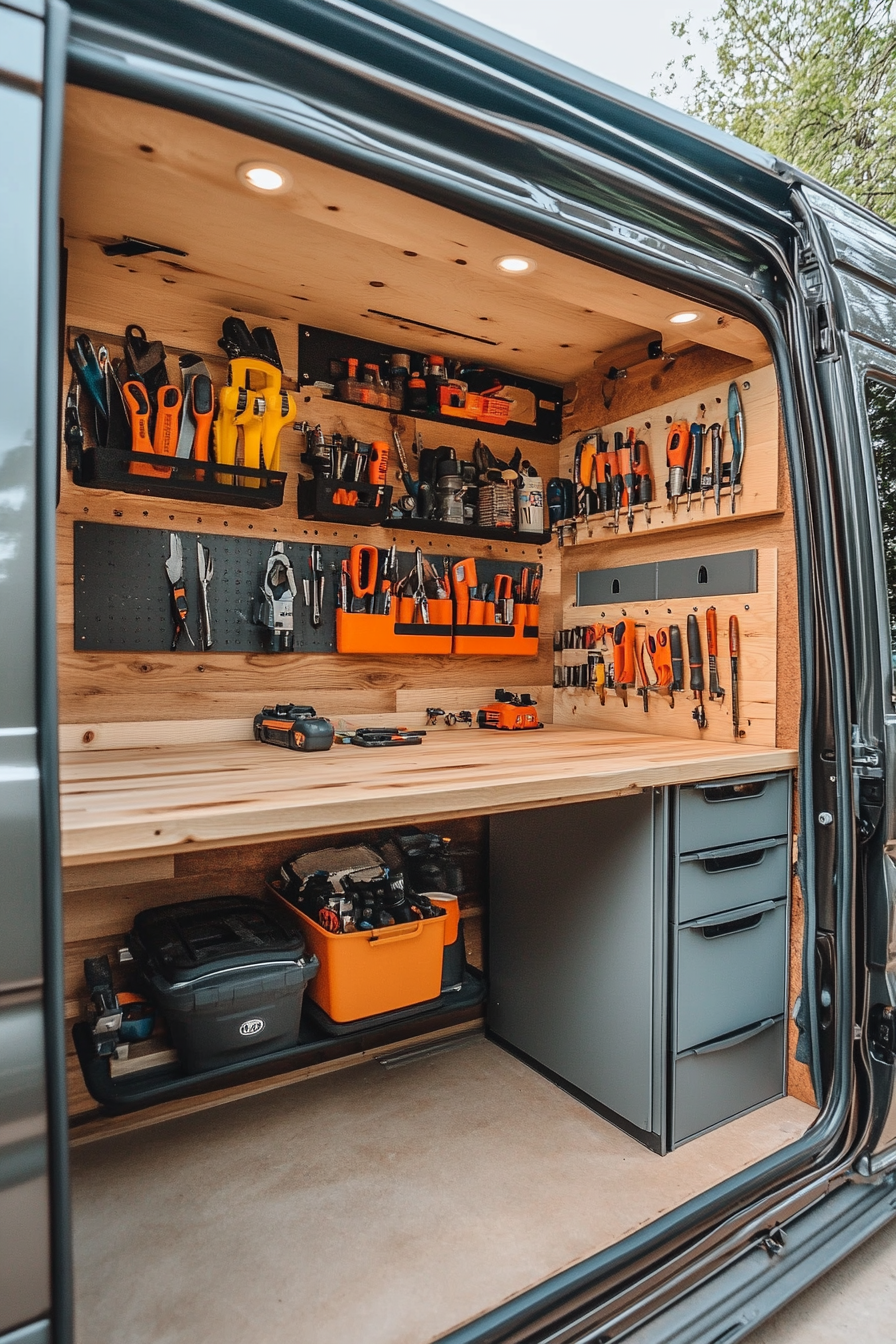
[710,422,723,516]
[622,429,637,532]
[687,613,707,729]
[730,615,742,739]
[611,433,625,533]
[594,436,611,514]
[728,382,746,513]
[706,606,725,700]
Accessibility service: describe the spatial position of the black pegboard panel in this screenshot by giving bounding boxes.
[73,522,342,654]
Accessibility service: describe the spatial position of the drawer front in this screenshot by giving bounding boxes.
[676,773,791,855]
[672,1016,785,1146]
[676,836,789,923]
[676,900,787,1052]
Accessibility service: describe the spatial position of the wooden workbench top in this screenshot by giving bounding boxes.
[59,727,797,867]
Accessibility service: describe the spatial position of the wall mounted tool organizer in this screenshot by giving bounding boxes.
[576,551,758,606]
[298,325,564,444]
[73,522,339,654]
[73,524,540,657]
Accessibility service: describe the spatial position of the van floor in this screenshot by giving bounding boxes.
[71,1036,814,1344]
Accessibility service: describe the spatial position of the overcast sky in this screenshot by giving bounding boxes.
[436,0,721,107]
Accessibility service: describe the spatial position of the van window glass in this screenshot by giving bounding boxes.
[866,377,896,651]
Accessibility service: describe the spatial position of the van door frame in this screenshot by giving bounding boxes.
[57,1,866,1337]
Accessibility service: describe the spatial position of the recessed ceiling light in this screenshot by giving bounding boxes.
[668,310,699,324]
[236,161,293,194]
[495,255,536,275]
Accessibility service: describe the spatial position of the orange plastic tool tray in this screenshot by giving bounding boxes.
[438,389,511,425]
[272,890,447,1022]
[452,602,539,656]
[336,597,453,654]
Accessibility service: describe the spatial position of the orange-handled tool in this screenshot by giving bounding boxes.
[451,558,477,625]
[122,380,163,477]
[633,438,653,524]
[706,606,724,700]
[349,544,378,612]
[368,440,390,486]
[190,374,214,481]
[493,573,514,624]
[153,386,182,459]
[612,618,636,706]
[666,419,690,515]
[649,628,675,688]
[634,626,652,713]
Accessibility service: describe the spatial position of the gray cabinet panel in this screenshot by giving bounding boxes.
[676,773,791,853]
[672,1017,786,1145]
[676,836,789,923]
[675,901,787,1051]
[0,1000,48,1331]
[489,794,664,1135]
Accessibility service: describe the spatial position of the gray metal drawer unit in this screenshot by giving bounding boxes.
[675,900,788,1052]
[677,773,791,854]
[675,836,790,923]
[672,1017,786,1146]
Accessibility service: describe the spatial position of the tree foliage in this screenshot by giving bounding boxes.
[659,0,896,221]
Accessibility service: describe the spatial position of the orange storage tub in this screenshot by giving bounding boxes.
[271,886,449,1021]
[336,599,453,655]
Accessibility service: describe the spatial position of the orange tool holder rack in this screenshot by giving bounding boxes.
[335,598,539,655]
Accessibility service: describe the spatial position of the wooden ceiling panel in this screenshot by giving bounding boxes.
[62,87,769,385]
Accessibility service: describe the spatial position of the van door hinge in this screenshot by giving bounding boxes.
[870,1003,896,1065]
[852,725,884,841]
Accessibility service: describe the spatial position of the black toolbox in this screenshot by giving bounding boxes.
[127,896,319,1073]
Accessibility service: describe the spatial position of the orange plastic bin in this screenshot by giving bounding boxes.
[274,890,449,1021]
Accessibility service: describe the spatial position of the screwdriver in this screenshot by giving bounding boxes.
[706,606,725,700]
[621,429,637,532]
[594,436,611,514]
[666,420,690,515]
[611,433,625,533]
[669,623,684,691]
[686,423,704,513]
[633,438,653,525]
[710,422,724,516]
[687,613,707,729]
[730,615,743,739]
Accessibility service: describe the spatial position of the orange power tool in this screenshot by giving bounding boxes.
[612,618,636,706]
[665,419,690,515]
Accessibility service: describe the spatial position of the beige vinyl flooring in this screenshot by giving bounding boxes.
[71,1036,815,1344]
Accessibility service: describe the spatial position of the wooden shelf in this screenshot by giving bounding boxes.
[59,725,797,867]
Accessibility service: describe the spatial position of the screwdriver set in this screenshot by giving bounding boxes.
[554,607,746,739]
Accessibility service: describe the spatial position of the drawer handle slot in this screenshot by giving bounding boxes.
[689,899,779,936]
[701,781,766,803]
[704,848,767,874]
[680,1016,779,1058]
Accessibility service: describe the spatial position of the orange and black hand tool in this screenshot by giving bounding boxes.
[493,573,514,624]
[729,615,742,739]
[633,438,653,524]
[190,374,214,481]
[706,606,725,700]
[348,544,378,612]
[122,380,163,477]
[669,623,685,691]
[594,436,610,513]
[687,612,707,729]
[451,558,477,625]
[633,626,651,713]
[610,432,625,533]
[153,386,182,460]
[368,440,390,488]
[666,419,690,515]
[612,618,636,706]
[622,429,638,532]
[648,627,675,706]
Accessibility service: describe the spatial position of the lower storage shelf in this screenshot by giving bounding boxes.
[72,968,485,1115]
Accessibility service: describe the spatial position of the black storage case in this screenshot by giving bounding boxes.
[128,896,319,1073]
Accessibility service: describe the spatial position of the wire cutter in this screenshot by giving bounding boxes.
[197,541,214,650]
[165,534,194,650]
